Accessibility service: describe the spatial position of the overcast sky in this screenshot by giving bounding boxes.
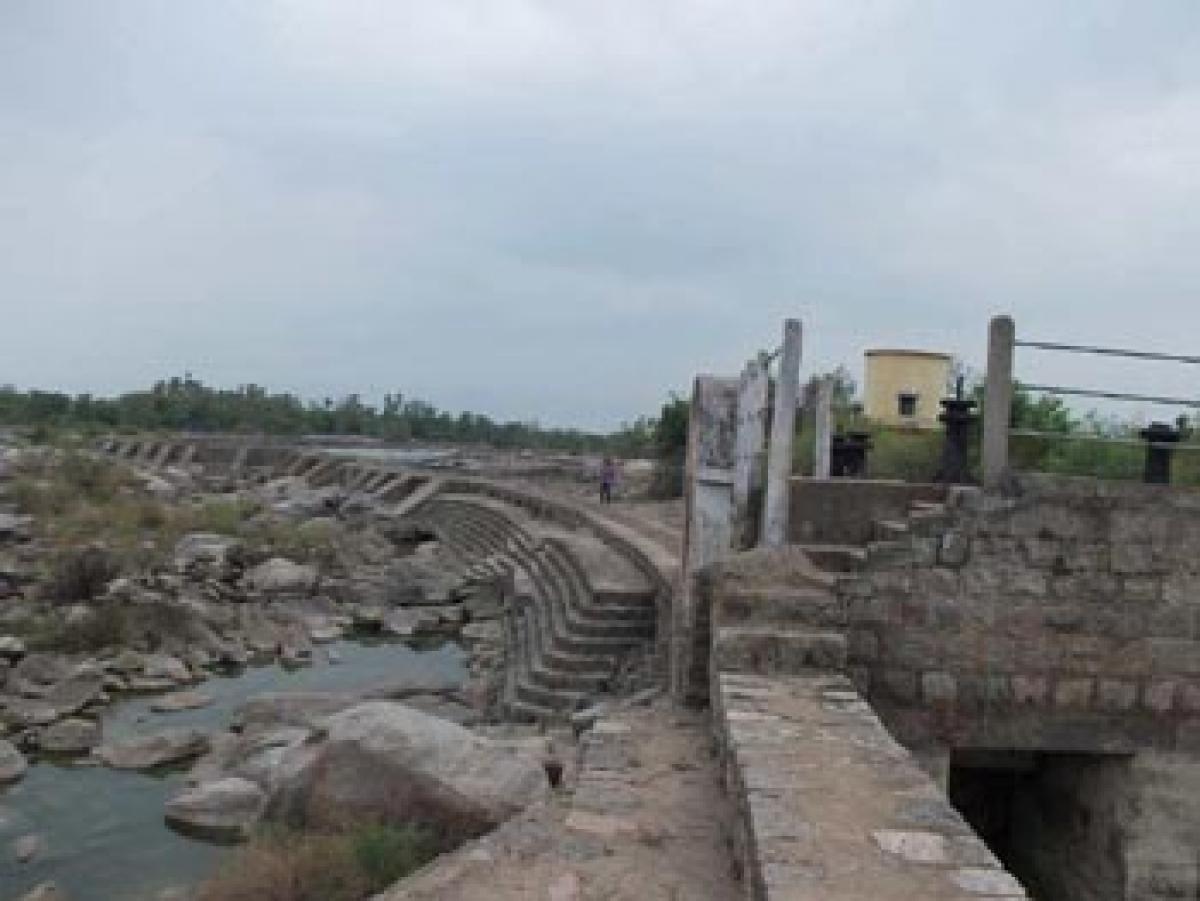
[3,2,1200,429]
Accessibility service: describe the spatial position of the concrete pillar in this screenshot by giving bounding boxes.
[674,375,739,705]
[761,318,802,547]
[814,376,833,480]
[982,315,1015,491]
[732,356,770,550]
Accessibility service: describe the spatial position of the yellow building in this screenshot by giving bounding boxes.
[864,349,953,429]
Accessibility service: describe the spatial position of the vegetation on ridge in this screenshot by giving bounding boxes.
[0,376,659,456]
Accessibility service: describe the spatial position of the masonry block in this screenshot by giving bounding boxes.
[1096,679,1138,712]
[921,671,958,705]
[1054,677,1095,709]
[1145,681,1177,715]
[1011,675,1049,706]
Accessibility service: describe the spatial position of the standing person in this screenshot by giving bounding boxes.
[600,456,617,504]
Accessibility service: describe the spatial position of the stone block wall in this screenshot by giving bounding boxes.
[840,473,1200,756]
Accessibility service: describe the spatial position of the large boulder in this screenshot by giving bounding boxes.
[265,701,548,838]
[165,777,266,842]
[244,558,318,595]
[95,728,209,770]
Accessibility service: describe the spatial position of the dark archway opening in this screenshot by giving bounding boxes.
[949,750,1131,901]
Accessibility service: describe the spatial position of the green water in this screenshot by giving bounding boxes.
[0,639,467,901]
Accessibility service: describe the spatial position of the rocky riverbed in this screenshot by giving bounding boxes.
[0,442,530,900]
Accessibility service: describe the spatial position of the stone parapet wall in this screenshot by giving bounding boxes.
[713,671,1028,900]
[841,473,1200,754]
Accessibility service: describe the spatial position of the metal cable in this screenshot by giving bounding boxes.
[1016,340,1200,366]
[1020,383,1200,409]
[1009,429,1200,451]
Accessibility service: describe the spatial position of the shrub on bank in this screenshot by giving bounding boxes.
[197,823,439,901]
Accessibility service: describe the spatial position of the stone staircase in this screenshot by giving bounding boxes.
[708,492,956,693]
[411,493,658,722]
[799,494,952,573]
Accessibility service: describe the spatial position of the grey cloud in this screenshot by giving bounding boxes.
[3,1,1200,428]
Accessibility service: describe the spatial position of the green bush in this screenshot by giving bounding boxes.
[198,823,439,901]
[44,546,121,602]
[867,428,943,483]
[30,600,129,653]
[352,823,438,887]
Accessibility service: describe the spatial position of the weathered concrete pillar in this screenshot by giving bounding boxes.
[814,375,833,479]
[982,315,1015,491]
[732,357,770,550]
[674,375,739,705]
[761,319,802,547]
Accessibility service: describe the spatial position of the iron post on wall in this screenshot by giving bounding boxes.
[830,430,872,477]
[936,376,979,484]
[1139,421,1184,485]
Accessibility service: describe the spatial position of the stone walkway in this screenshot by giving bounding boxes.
[378,698,740,900]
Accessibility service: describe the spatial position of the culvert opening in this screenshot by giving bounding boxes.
[948,749,1132,901]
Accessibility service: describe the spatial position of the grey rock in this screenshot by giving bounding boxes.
[385,557,462,606]
[0,513,33,542]
[107,650,145,674]
[230,692,357,733]
[265,701,548,838]
[381,608,440,637]
[189,727,312,789]
[0,636,26,660]
[150,691,213,713]
[0,739,27,783]
[39,717,101,754]
[44,674,105,717]
[165,777,266,842]
[18,882,64,901]
[245,558,318,595]
[4,697,58,727]
[14,653,70,686]
[142,654,191,685]
[95,727,209,770]
[12,832,44,863]
[173,533,241,571]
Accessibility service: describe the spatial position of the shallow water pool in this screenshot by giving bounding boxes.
[0,639,467,901]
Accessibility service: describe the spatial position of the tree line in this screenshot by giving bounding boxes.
[0,375,668,457]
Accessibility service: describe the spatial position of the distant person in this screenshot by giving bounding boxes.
[600,456,618,504]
